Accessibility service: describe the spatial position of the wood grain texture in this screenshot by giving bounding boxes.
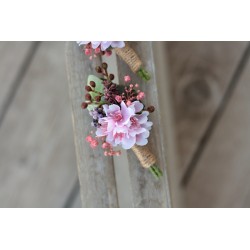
[66,42,118,208]
[0,42,79,207]
[116,42,171,207]
[186,58,250,207]
[167,42,247,175]
[0,42,33,120]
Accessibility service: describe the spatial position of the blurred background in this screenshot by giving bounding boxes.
[0,41,249,207]
[0,42,81,207]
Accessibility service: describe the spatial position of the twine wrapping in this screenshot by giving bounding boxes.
[114,42,143,73]
[131,145,156,169]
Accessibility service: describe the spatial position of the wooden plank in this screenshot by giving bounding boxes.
[153,42,185,208]
[115,42,172,207]
[0,42,33,121]
[167,42,247,178]
[70,192,82,208]
[0,42,79,207]
[186,51,250,207]
[101,54,134,208]
[66,42,118,208]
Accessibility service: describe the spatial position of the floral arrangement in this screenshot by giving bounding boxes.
[81,62,162,179]
[77,41,151,81]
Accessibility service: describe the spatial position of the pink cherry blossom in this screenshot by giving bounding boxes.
[96,101,152,149]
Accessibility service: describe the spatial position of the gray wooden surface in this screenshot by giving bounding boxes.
[186,44,250,207]
[0,42,81,207]
[167,42,247,176]
[66,42,172,208]
[167,42,250,207]
[2,41,250,208]
[66,42,118,208]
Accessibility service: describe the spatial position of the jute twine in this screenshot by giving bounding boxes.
[114,42,143,73]
[131,145,156,169]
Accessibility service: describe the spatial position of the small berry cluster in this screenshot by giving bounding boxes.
[86,135,121,156]
[120,75,145,106]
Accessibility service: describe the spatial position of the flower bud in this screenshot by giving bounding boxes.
[109,74,115,80]
[85,135,93,142]
[95,96,101,102]
[85,93,92,101]
[81,102,88,109]
[95,47,101,54]
[105,50,112,57]
[90,81,96,88]
[95,66,102,73]
[115,95,122,103]
[102,62,108,69]
[85,86,92,92]
[124,75,131,83]
[147,106,155,113]
[90,139,98,148]
[85,48,91,56]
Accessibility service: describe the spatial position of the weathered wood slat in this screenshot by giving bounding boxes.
[66,42,118,208]
[167,42,247,179]
[0,42,79,207]
[115,42,172,207]
[0,42,33,121]
[186,57,250,207]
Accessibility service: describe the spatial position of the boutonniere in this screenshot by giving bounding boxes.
[77,41,151,81]
[81,63,162,179]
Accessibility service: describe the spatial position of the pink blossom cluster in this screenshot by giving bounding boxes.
[85,135,121,156]
[77,41,125,59]
[96,101,152,150]
[116,75,145,106]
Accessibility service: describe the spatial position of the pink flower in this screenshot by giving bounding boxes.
[77,41,125,51]
[124,75,131,83]
[86,135,93,142]
[85,48,91,56]
[115,95,122,103]
[137,92,145,100]
[102,142,111,149]
[95,47,101,54]
[90,139,98,148]
[105,50,112,57]
[96,101,152,149]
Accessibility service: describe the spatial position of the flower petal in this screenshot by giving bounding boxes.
[132,101,144,113]
[77,41,90,46]
[122,135,136,149]
[120,102,133,125]
[111,41,125,48]
[101,41,112,51]
[91,41,101,49]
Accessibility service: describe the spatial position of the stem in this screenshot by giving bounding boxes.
[149,165,163,179]
[137,68,151,81]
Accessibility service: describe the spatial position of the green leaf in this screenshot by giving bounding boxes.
[87,75,104,93]
[87,75,104,111]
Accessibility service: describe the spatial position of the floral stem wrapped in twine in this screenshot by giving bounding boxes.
[80,59,161,179]
[132,145,163,179]
[114,42,151,81]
